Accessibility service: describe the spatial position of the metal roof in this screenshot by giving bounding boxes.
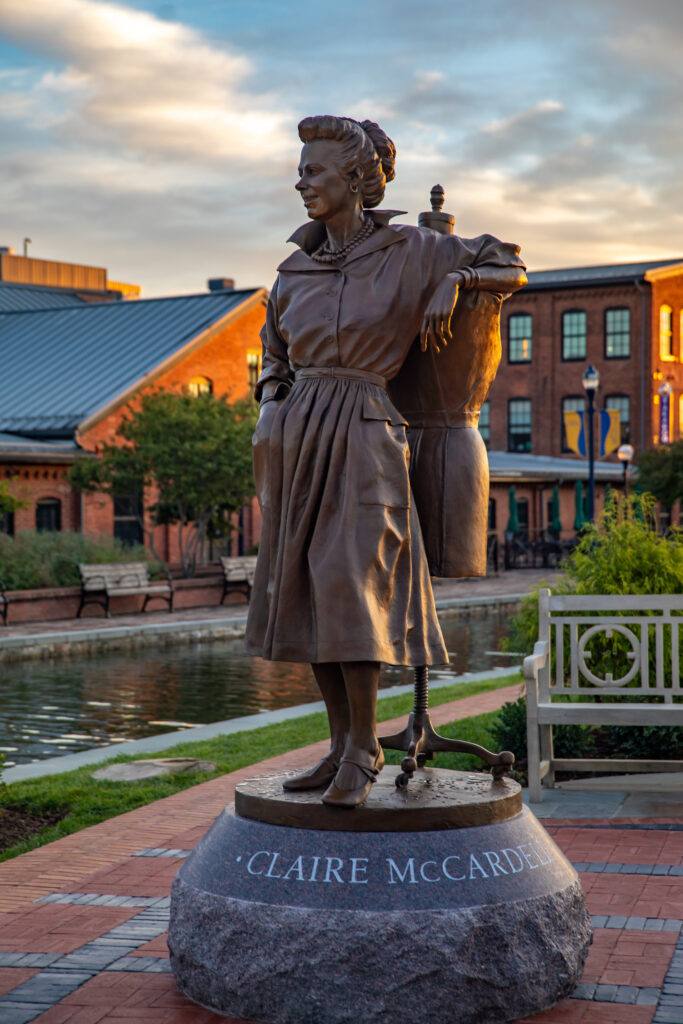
[0,283,101,312]
[526,258,683,290]
[488,450,624,482]
[0,289,262,438]
[0,432,80,463]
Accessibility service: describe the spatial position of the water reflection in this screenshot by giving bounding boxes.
[0,609,516,765]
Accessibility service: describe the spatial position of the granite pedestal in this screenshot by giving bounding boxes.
[169,767,592,1024]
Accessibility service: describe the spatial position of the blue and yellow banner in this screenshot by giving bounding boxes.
[564,409,620,458]
[599,409,620,456]
[564,411,586,457]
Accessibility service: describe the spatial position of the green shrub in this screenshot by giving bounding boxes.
[487,696,591,765]
[0,532,155,591]
[504,493,683,659]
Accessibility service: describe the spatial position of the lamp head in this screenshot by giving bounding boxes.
[617,443,634,463]
[582,364,600,392]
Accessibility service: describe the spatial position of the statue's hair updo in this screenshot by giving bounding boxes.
[297,115,396,208]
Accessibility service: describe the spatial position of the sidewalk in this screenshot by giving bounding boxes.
[1,681,681,1024]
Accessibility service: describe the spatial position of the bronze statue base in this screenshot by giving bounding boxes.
[236,765,521,831]
[169,775,592,1024]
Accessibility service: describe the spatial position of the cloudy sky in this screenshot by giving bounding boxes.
[1,0,682,296]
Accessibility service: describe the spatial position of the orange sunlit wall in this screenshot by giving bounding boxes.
[78,299,266,563]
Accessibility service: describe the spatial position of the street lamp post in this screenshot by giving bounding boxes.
[617,443,634,496]
[582,364,600,521]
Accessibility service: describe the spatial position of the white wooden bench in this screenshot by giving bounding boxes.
[219,555,257,604]
[524,589,683,801]
[77,561,174,618]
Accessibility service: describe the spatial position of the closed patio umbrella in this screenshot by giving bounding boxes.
[574,480,587,532]
[506,485,520,535]
[550,485,562,539]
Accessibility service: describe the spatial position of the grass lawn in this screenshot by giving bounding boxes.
[0,672,521,862]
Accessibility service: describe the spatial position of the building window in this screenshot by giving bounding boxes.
[561,395,586,452]
[562,310,587,361]
[517,497,529,538]
[605,394,630,444]
[36,498,61,532]
[478,400,490,446]
[113,489,144,546]
[605,307,630,359]
[188,375,213,397]
[247,350,262,390]
[508,399,532,452]
[660,305,674,360]
[508,313,532,363]
[488,497,496,530]
[0,510,14,536]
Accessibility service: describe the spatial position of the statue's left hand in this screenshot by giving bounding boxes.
[420,275,460,354]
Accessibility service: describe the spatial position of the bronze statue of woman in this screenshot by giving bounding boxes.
[245,115,526,808]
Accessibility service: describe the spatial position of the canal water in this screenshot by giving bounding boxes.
[0,610,520,766]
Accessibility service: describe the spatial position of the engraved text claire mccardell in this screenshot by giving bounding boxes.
[236,838,555,886]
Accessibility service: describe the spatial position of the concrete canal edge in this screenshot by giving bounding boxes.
[0,593,524,664]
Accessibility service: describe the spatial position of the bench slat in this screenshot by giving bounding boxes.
[537,703,683,726]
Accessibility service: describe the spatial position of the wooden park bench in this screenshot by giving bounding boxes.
[0,580,7,626]
[219,555,257,604]
[77,561,174,618]
[524,588,683,801]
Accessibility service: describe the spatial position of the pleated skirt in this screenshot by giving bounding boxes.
[244,372,448,666]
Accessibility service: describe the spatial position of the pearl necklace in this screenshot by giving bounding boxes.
[310,216,375,263]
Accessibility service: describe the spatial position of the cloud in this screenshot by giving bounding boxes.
[0,0,295,163]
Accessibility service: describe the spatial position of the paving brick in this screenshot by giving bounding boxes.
[0,1001,54,1024]
[0,967,41,998]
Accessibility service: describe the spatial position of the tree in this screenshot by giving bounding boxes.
[70,390,258,577]
[0,478,26,527]
[636,440,683,526]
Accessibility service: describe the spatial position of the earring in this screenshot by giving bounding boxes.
[350,183,359,193]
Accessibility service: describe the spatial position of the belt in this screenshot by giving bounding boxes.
[294,366,387,389]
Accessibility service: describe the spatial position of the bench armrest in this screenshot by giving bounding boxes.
[81,573,107,590]
[523,640,549,686]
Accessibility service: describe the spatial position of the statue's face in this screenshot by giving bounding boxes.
[296,139,354,221]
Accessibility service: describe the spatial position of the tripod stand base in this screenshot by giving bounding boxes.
[380,711,515,788]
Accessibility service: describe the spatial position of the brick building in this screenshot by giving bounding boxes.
[481,258,683,542]
[0,278,267,563]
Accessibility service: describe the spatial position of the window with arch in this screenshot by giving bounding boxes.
[561,395,586,452]
[508,399,532,452]
[478,400,490,447]
[247,350,262,390]
[605,394,630,444]
[508,313,532,363]
[36,498,61,532]
[660,305,674,360]
[188,375,213,397]
[605,307,630,359]
[0,510,14,536]
[562,310,587,360]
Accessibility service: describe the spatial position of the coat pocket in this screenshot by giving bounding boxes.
[252,412,273,510]
[357,392,411,508]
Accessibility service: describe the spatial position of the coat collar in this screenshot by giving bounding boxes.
[278,209,407,273]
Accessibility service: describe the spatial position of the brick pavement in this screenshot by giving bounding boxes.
[1,684,682,1024]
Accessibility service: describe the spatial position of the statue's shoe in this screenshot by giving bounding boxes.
[282,754,339,791]
[321,746,385,808]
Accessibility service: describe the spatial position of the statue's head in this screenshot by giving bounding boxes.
[295,116,396,220]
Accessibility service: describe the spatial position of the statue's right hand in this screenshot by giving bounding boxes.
[255,398,279,437]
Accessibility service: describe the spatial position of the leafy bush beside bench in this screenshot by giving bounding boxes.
[0,532,155,591]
